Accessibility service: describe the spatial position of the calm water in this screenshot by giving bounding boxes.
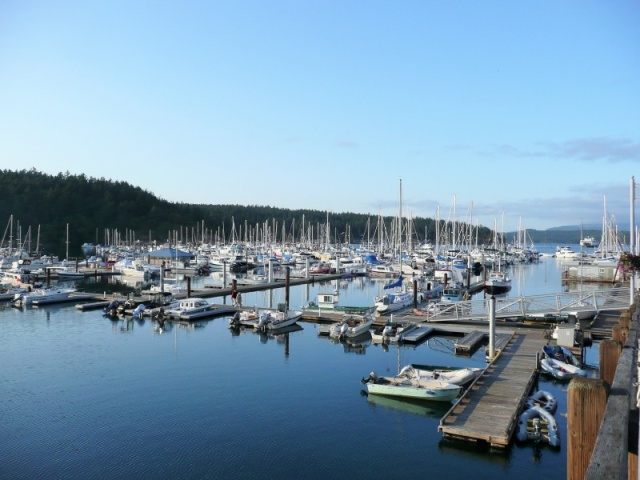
[0,245,603,479]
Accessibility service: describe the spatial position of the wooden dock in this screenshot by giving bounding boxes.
[454,331,485,354]
[439,330,547,447]
[401,326,434,343]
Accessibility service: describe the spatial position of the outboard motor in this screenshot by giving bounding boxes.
[382,325,395,337]
[258,312,270,330]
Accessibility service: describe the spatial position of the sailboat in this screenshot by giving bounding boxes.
[484,219,512,295]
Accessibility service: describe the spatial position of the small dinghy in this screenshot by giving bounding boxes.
[361,372,462,402]
[540,345,587,380]
[516,405,560,447]
[525,390,558,414]
[398,364,482,386]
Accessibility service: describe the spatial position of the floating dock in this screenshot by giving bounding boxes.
[439,330,546,448]
[400,326,434,344]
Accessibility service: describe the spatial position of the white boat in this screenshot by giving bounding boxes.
[555,246,583,259]
[12,286,77,306]
[540,345,587,380]
[440,282,468,302]
[361,371,462,402]
[370,321,417,343]
[369,264,398,277]
[374,290,416,314]
[116,259,149,277]
[398,364,482,386]
[164,297,212,319]
[516,405,560,447]
[484,270,512,295]
[0,283,28,301]
[47,265,85,279]
[328,313,375,339]
[0,269,31,286]
[254,303,302,331]
[235,274,269,285]
[580,236,596,248]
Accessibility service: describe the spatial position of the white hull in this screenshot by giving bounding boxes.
[363,374,462,402]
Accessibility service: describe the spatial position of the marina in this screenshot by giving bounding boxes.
[0,244,630,479]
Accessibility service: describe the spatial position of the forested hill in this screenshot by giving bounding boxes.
[0,169,601,258]
[1,169,488,257]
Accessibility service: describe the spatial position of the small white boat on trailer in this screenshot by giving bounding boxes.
[361,371,462,402]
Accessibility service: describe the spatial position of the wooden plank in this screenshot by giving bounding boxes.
[454,330,484,354]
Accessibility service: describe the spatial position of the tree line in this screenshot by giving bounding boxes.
[1,169,592,258]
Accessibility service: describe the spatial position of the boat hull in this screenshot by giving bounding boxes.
[365,380,461,402]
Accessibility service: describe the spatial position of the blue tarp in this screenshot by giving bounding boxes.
[383,274,403,290]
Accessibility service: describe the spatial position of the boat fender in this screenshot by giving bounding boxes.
[525,390,558,414]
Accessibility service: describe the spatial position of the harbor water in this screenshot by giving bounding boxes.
[0,245,608,479]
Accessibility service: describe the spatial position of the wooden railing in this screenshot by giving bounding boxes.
[579,304,638,479]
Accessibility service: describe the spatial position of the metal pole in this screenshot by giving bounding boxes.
[488,295,496,360]
[631,176,636,305]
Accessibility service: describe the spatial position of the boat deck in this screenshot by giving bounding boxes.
[439,330,546,448]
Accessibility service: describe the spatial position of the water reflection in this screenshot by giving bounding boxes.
[364,392,452,418]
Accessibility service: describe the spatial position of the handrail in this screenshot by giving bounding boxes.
[585,304,638,478]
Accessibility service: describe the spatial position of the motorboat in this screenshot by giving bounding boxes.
[370,321,417,343]
[164,297,212,319]
[440,282,468,302]
[369,264,398,277]
[484,270,512,295]
[555,246,583,259]
[253,304,303,332]
[12,286,77,306]
[361,371,462,402]
[398,364,482,386]
[540,345,587,380]
[374,290,416,314]
[47,265,85,279]
[0,283,28,301]
[328,312,375,339]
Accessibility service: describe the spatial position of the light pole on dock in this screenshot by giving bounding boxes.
[631,176,636,305]
[488,295,496,360]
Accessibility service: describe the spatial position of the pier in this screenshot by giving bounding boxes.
[439,329,547,447]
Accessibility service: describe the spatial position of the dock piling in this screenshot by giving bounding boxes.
[567,377,609,480]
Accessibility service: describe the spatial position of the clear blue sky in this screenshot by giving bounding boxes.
[1,1,639,232]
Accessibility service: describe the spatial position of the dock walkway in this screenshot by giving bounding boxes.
[439,329,546,447]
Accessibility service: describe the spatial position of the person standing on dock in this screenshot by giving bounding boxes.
[231,289,238,307]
